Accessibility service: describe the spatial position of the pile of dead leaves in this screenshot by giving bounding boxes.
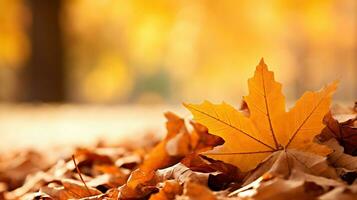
[1,59,357,200]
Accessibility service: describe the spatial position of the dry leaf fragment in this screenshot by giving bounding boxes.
[181,154,242,190]
[18,191,52,200]
[114,154,142,169]
[141,112,191,172]
[0,151,51,191]
[102,188,119,199]
[236,177,321,200]
[119,163,211,199]
[141,112,223,173]
[118,169,158,199]
[189,122,224,153]
[319,184,357,200]
[181,154,240,176]
[90,165,129,190]
[41,179,101,200]
[149,180,182,200]
[4,171,54,200]
[330,102,357,122]
[289,170,342,189]
[231,170,342,200]
[319,112,357,155]
[156,163,211,185]
[243,149,338,185]
[177,181,216,200]
[321,139,357,184]
[185,59,338,172]
[323,139,357,172]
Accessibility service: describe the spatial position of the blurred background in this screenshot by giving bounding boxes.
[0,0,356,151]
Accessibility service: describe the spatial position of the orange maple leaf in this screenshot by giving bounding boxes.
[184,59,338,172]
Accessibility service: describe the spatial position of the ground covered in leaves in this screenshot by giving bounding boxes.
[0,104,356,200]
[1,61,357,200]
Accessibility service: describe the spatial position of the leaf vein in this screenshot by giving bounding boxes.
[187,104,275,150]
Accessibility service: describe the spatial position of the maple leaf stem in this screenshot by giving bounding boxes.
[72,155,92,196]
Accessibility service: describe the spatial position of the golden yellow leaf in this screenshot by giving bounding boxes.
[184,59,338,172]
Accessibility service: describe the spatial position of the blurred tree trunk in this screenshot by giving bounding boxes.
[21,0,65,102]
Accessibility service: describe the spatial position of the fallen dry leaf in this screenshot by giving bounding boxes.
[41,179,102,200]
[320,138,357,184]
[319,184,357,200]
[189,122,224,153]
[141,112,223,173]
[330,102,357,122]
[234,177,321,200]
[118,169,158,199]
[231,170,342,200]
[0,151,51,191]
[149,180,182,200]
[185,59,337,172]
[319,112,357,155]
[177,181,216,200]
[140,112,192,172]
[181,154,242,190]
[4,171,53,199]
[242,149,338,185]
[156,163,211,185]
[323,139,357,172]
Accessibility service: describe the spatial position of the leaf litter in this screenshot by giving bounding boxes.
[0,59,356,199]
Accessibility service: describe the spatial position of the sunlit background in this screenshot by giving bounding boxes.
[0,0,356,151]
